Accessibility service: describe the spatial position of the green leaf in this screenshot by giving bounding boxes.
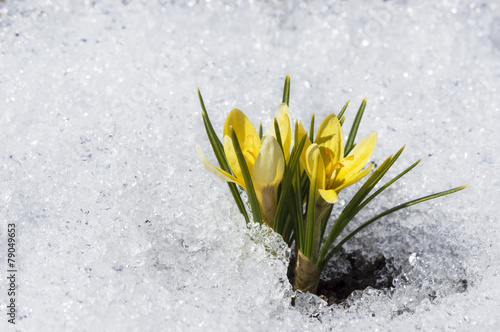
[282,208,295,246]
[291,120,305,249]
[309,113,315,143]
[298,170,310,208]
[198,89,250,223]
[274,118,285,159]
[344,98,367,156]
[282,75,290,106]
[337,100,349,123]
[340,146,407,225]
[339,115,346,127]
[351,157,421,219]
[293,157,305,250]
[273,134,307,234]
[304,152,320,262]
[317,147,406,266]
[230,127,262,224]
[319,204,333,242]
[320,185,468,269]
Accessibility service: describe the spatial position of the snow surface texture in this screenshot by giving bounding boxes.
[1,0,499,331]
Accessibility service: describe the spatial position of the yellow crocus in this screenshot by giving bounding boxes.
[264,103,292,161]
[299,114,377,204]
[196,105,291,227]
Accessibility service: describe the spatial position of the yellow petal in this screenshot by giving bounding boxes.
[318,189,339,204]
[223,135,244,181]
[196,145,245,188]
[315,114,343,166]
[303,144,316,179]
[334,131,377,188]
[252,136,285,189]
[252,136,285,227]
[265,103,292,161]
[223,108,261,170]
[297,121,312,172]
[305,144,326,190]
[335,163,373,192]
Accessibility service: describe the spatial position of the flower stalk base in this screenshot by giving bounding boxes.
[293,250,321,294]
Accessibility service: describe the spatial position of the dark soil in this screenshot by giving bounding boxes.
[288,249,399,306]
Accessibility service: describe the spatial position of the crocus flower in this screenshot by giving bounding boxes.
[264,103,292,161]
[196,105,291,227]
[299,114,377,204]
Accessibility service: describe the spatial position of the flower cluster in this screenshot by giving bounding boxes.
[196,76,466,294]
[197,105,290,227]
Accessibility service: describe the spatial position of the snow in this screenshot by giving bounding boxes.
[1,0,499,331]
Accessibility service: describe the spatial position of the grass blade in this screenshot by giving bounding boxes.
[291,120,305,249]
[344,98,367,156]
[320,185,468,269]
[230,127,262,224]
[339,115,346,127]
[316,147,406,266]
[198,89,249,223]
[337,100,349,123]
[293,158,305,250]
[304,152,320,261]
[282,75,290,106]
[309,113,315,143]
[336,146,407,231]
[350,158,422,219]
[274,118,284,159]
[273,135,307,233]
[319,204,333,243]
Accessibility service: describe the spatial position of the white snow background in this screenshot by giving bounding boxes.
[1,0,499,331]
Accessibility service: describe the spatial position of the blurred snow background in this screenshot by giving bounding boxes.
[1,0,499,331]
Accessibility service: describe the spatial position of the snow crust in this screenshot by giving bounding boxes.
[1,0,499,331]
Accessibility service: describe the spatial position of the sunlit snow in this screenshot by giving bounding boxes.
[1,1,499,331]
